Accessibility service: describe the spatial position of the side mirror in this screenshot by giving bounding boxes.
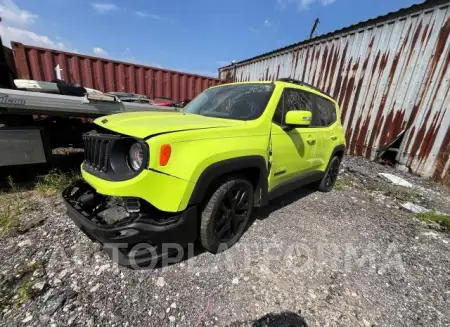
[285,110,311,127]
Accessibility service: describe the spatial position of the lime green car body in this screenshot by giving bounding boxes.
[81,80,346,213]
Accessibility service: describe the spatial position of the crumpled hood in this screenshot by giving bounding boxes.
[94,111,243,139]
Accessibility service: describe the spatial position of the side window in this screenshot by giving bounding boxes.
[272,88,313,125]
[313,96,337,127]
[284,89,313,112]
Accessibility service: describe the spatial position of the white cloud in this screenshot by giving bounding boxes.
[90,3,118,14]
[93,47,108,56]
[134,11,161,20]
[134,11,147,18]
[250,19,279,35]
[0,25,68,49]
[263,19,280,32]
[0,1,75,51]
[276,0,335,11]
[148,13,162,20]
[0,0,38,25]
[297,0,315,10]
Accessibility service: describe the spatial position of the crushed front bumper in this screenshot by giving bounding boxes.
[62,180,197,267]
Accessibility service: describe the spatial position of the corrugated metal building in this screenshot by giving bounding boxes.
[220,0,450,185]
[11,42,223,102]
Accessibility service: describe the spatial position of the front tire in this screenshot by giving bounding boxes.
[317,156,341,192]
[200,178,254,253]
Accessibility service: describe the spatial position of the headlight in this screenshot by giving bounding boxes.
[128,142,144,171]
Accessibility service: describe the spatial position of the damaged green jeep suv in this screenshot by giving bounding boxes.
[63,78,346,266]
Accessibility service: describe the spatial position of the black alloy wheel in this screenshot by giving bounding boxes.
[200,178,254,253]
[214,184,251,242]
[317,156,341,192]
[325,159,339,188]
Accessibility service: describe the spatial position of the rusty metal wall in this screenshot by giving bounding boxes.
[220,0,450,184]
[11,42,223,102]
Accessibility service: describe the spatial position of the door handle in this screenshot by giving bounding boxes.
[307,139,316,145]
[331,136,338,141]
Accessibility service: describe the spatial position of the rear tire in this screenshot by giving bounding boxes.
[200,178,254,253]
[317,156,341,192]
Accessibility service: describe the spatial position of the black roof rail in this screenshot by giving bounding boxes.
[277,78,333,99]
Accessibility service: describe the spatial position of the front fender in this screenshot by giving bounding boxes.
[187,155,269,207]
[150,135,269,182]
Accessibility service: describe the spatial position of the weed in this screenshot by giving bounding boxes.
[334,177,352,190]
[417,211,450,229]
[36,169,81,196]
[0,262,44,311]
[14,279,34,308]
[0,177,25,233]
[365,180,385,192]
[0,199,20,234]
[7,176,22,194]
[385,185,421,202]
[14,262,44,281]
[0,283,13,313]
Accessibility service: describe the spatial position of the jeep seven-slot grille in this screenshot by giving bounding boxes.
[83,135,111,172]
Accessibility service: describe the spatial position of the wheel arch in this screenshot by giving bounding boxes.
[188,156,269,208]
[331,144,346,162]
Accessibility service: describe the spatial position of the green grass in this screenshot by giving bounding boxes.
[386,185,421,202]
[334,177,352,190]
[0,285,13,313]
[1,177,26,234]
[417,211,450,229]
[36,169,81,196]
[363,179,421,201]
[13,279,34,308]
[0,262,44,311]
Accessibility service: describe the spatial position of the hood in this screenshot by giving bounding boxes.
[95,111,243,139]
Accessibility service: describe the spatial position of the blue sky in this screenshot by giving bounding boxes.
[0,0,421,77]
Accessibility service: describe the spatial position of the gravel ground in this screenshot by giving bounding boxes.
[0,156,449,327]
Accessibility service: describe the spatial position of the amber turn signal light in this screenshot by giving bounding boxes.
[159,144,172,166]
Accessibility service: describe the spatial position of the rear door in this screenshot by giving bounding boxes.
[268,87,319,191]
[310,94,339,167]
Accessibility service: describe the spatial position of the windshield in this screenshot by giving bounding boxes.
[183,83,274,120]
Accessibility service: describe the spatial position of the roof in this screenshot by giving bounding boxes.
[219,0,445,70]
[276,78,334,99]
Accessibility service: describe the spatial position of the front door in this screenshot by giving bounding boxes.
[268,87,319,191]
[269,123,313,190]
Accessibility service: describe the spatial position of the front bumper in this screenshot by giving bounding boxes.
[62,180,197,267]
[81,167,195,212]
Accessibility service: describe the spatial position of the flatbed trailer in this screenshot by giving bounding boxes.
[0,88,175,117]
[0,88,176,167]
